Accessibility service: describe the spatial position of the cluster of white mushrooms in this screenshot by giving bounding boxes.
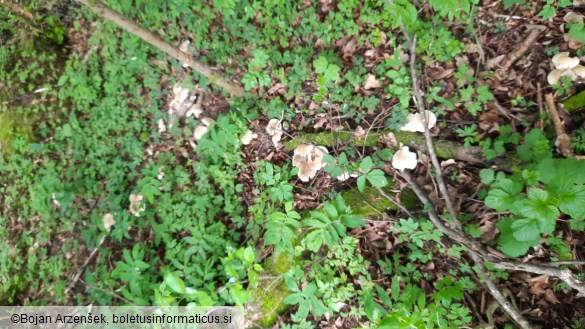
[237,110,437,182]
[292,143,328,182]
[547,52,585,85]
[391,110,437,171]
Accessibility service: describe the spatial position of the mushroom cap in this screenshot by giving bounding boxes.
[400,110,437,132]
[200,117,215,126]
[193,125,209,140]
[311,146,328,170]
[266,119,282,135]
[292,144,328,181]
[336,171,350,181]
[241,130,258,145]
[573,65,585,79]
[547,69,564,85]
[129,194,145,215]
[391,146,418,171]
[294,143,314,157]
[271,130,283,146]
[298,160,317,182]
[102,213,115,232]
[552,52,580,70]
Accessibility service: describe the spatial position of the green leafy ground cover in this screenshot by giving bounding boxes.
[2,0,585,328]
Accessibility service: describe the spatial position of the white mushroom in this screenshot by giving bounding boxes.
[241,130,258,145]
[193,125,208,140]
[548,52,585,85]
[552,52,580,70]
[271,130,283,146]
[157,119,167,133]
[400,111,437,132]
[200,117,215,126]
[391,146,418,171]
[292,144,328,182]
[573,66,585,79]
[547,69,564,85]
[364,74,381,90]
[102,213,115,232]
[294,143,314,157]
[336,171,350,181]
[298,160,317,182]
[266,119,282,135]
[129,194,145,216]
[311,146,328,170]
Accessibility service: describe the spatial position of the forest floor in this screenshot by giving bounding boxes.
[2,0,585,328]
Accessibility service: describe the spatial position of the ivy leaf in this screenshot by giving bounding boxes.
[367,169,388,188]
[497,218,539,257]
[518,188,559,223]
[340,215,365,228]
[357,175,366,192]
[241,73,257,91]
[303,230,324,252]
[511,218,540,242]
[284,292,303,305]
[360,156,373,173]
[479,169,495,185]
[165,272,186,294]
[323,202,338,219]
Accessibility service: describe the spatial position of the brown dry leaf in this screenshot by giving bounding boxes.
[544,289,560,304]
[428,67,454,80]
[364,74,381,89]
[342,38,358,59]
[480,220,498,242]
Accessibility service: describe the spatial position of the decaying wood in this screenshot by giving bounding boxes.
[545,93,574,157]
[75,0,244,97]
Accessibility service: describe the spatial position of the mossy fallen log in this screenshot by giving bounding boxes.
[563,90,585,112]
[283,131,485,163]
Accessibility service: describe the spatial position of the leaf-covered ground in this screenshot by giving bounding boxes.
[1,0,585,328]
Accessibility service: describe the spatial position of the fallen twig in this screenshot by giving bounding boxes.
[409,36,461,231]
[75,0,244,97]
[0,0,34,20]
[497,27,542,78]
[545,93,574,157]
[398,171,532,329]
[406,37,532,328]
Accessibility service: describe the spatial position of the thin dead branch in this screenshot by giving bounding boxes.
[497,27,542,77]
[409,36,461,231]
[406,37,532,328]
[398,171,532,329]
[0,0,34,20]
[545,93,574,157]
[75,0,244,97]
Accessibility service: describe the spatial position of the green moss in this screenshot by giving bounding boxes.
[283,131,378,150]
[563,90,585,112]
[248,252,294,327]
[0,104,35,153]
[342,185,396,217]
[285,131,480,161]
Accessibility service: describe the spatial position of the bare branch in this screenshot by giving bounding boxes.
[75,0,244,97]
[469,252,532,329]
[408,36,461,231]
[492,261,585,295]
